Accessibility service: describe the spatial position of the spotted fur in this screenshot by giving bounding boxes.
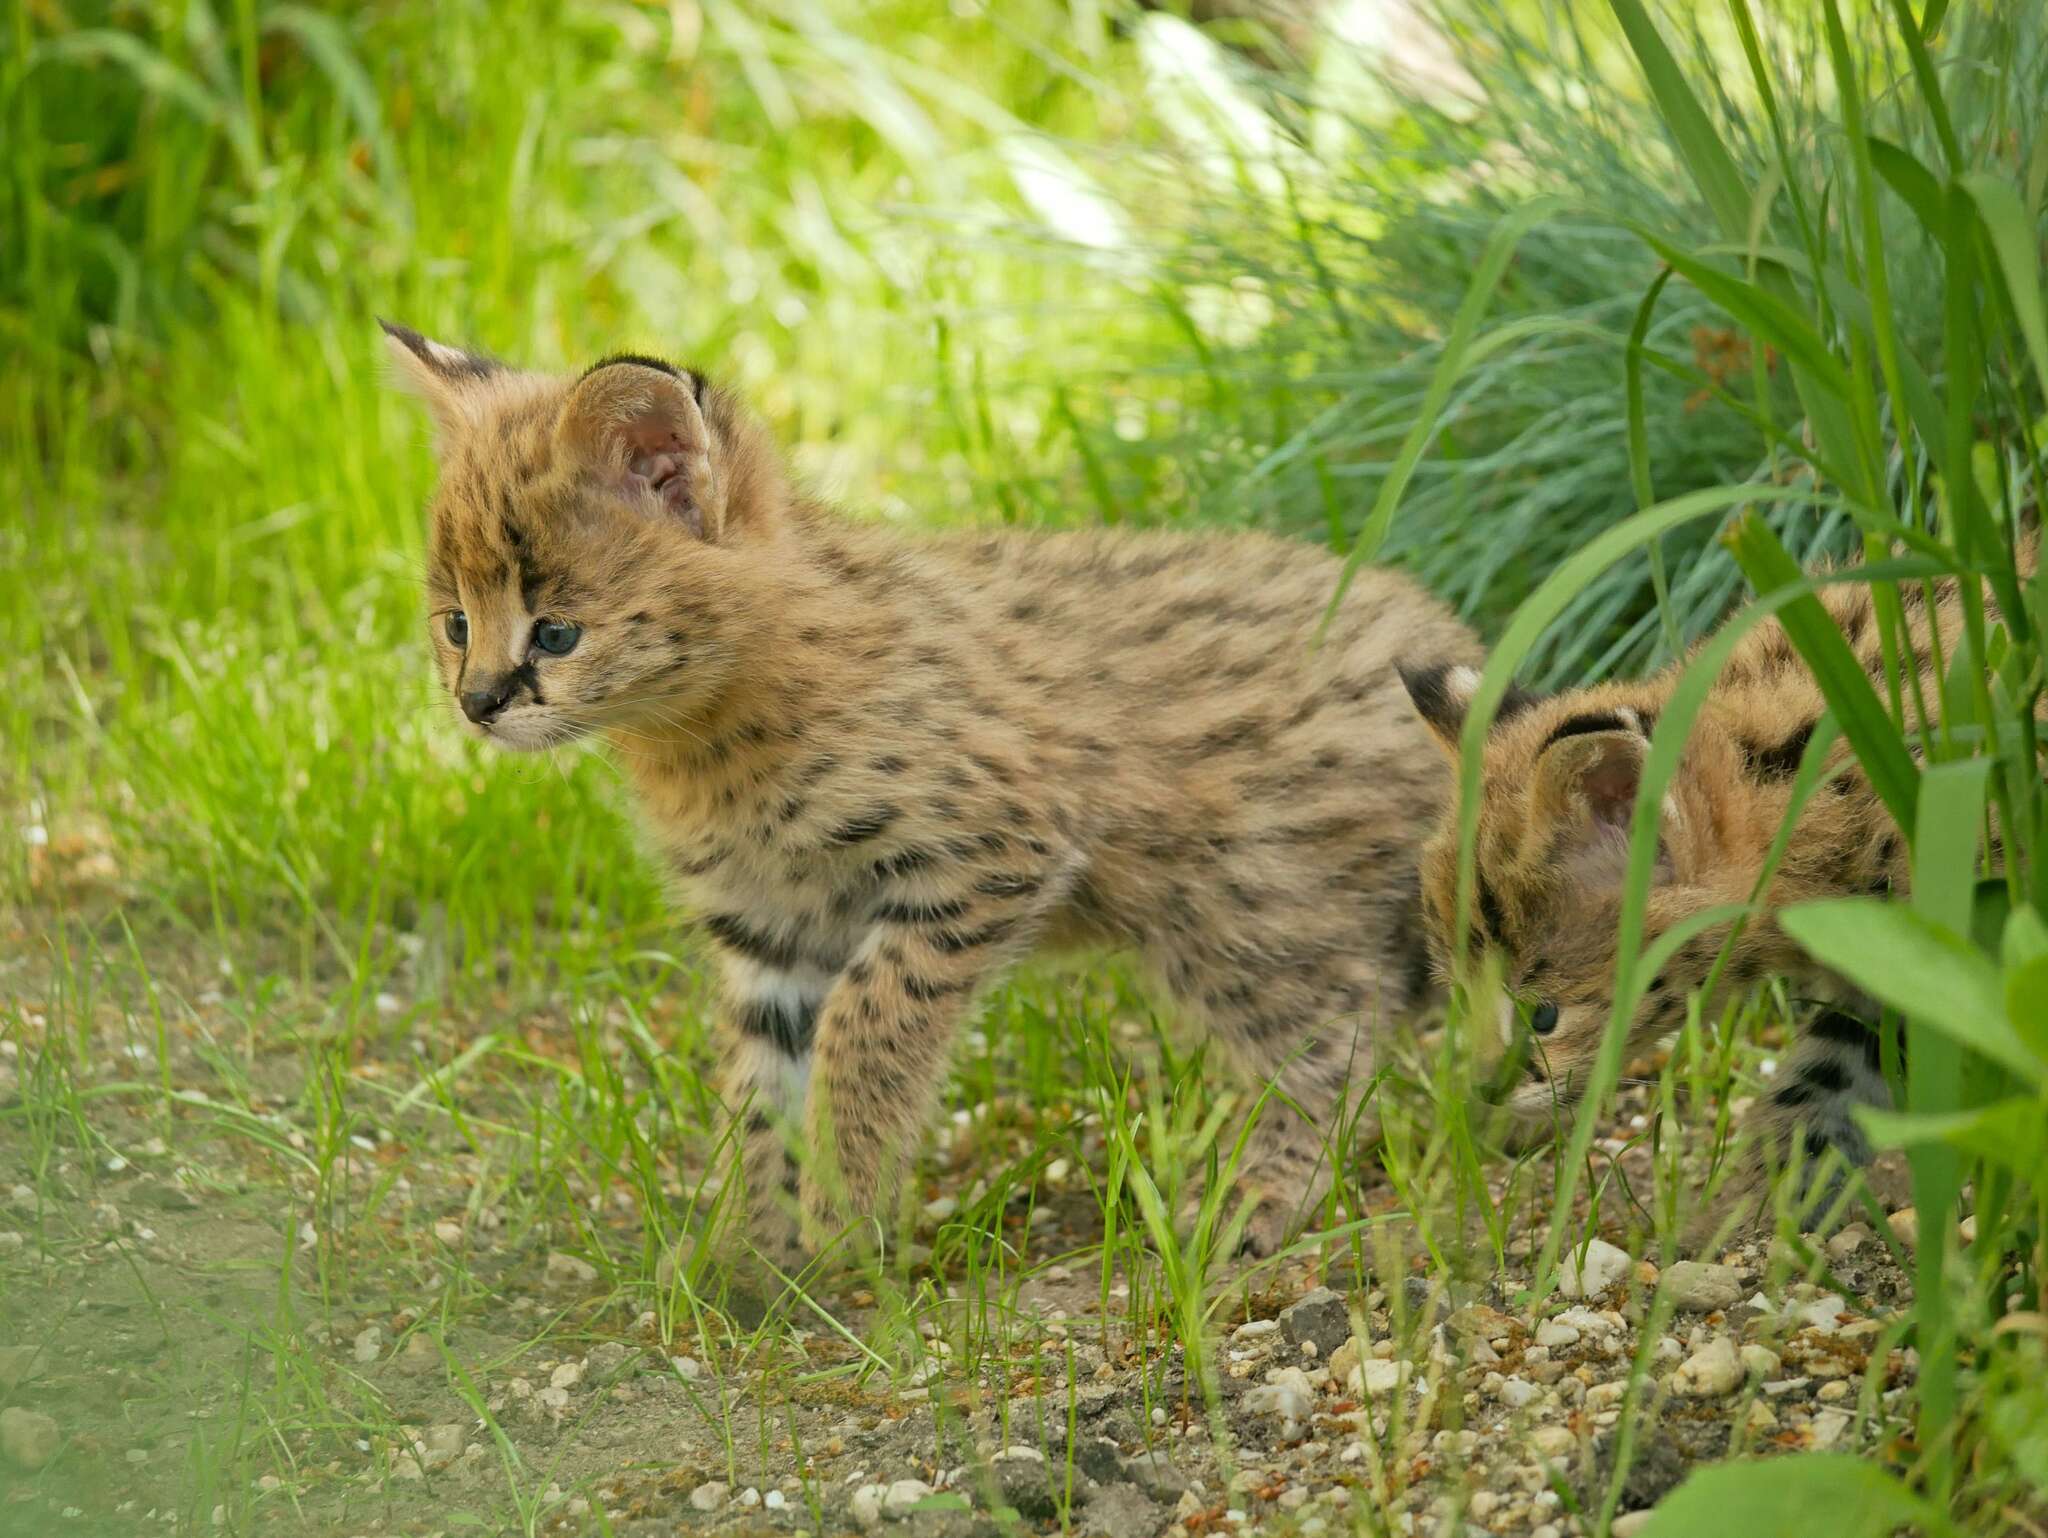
[382,324,1482,1261]
[1400,560,2022,1220]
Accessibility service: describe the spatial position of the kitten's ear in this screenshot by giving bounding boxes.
[1531,721,1670,889]
[1397,660,1540,760]
[379,319,501,439]
[557,357,726,541]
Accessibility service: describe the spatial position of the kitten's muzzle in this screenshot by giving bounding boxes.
[461,672,520,724]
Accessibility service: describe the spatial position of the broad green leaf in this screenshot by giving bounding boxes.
[1867,135,1944,233]
[2006,956,2048,1057]
[1632,233,1850,400]
[1960,173,2048,413]
[1859,1099,2048,1174]
[1779,900,2041,1084]
[1605,0,1750,242]
[2005,906,2048,970]
[1723,516,1920,829]
[1639,1454,1954,1538]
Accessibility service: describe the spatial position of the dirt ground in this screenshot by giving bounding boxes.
[0,932,1921,1538]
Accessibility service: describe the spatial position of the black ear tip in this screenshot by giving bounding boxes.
[1396,660,1457,723]
[378,317,429,357]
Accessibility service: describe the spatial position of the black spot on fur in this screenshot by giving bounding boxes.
[734,993,818,1058]
[505,659,543,707]
[871,847,936,882]
[930,916,1019,954]
[1746,720,1815,780]
[874,896,970,925]
[1543,711,1634,747]
[1477,879,1510,948]
[1811,1009,1888,1072]
[827,807,899,847]
[903,972,971,1003]
[974,872,1043,899]
[703,913,811,972]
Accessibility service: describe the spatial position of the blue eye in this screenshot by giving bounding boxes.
[444,610,468,648]
[1530,1001,1560,1036]
[533,619,581,656]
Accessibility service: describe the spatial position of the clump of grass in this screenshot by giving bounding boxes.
[1337,0,2047,1529]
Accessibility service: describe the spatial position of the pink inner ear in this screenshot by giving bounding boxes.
[1581,751,1641,829]
[623,431,704,536]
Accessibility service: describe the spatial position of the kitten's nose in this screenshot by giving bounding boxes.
[461,677,514,724]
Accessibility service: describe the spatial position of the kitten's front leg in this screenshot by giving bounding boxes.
[801,887,1059,1253]
[714,955,830,1270]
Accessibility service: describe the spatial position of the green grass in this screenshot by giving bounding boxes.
[3,0,2046,1534]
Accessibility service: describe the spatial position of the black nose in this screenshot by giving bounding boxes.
[461,679,513,724]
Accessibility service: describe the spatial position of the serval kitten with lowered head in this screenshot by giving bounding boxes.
[1398,559,2020,1220]
[382,322,1481,1262]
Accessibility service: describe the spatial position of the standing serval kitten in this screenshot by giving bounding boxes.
[1398,556,2019,1214]
[381,322,1481,1260]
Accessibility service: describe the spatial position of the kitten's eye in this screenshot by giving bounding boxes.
[1529,1001,1560,1036]
[533,619,582,656]
[444,610,468,648]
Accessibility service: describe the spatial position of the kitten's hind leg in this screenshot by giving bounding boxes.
[1700,1007,1894,1244]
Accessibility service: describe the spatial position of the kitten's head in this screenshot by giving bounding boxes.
[1397,661,1729,1126]
[382,323,787,751]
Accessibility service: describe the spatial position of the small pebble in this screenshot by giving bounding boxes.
[690,1480,729,1512]
[1663,1261,1743,1312]
[1674,1336,1742,1398]
[1559,1238,1632,1299]
[1,1407,60,1470]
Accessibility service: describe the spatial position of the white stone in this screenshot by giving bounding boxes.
[1358,1358,1405,1399]
[1497,1376,1540,1409]
[1826,1223,1871,1260]
[545,1250,598,1286]
[1,1407,60,1470]
[1740,1344,1782,1378]
[415,1424,465,1469]
[1612,1513,1656,1537]
[1534,1319,1580,1349]
[689,1480,729,1511]
[850,1483,889,1528]
[1233,1319,1281,1342]
[1809,1408,1852,1449]
[352,1326,384,1363]
[884,1478,934,1517]
[1244,1367,1315,1440]
[549,1361,584,1390]
[1663,1261,1743,1312]
[1792,1295,1849,1335]
[1559,1238,1632,1299]
[671,1355,703,1381]
[1674,1336,1742,1398]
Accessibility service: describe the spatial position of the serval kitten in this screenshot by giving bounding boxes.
[1399,558,2019,1219]
[381,323,1480,1261]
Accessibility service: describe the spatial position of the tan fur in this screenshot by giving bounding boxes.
[382,325,1481,1260]
[1400,552,2020,1199]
